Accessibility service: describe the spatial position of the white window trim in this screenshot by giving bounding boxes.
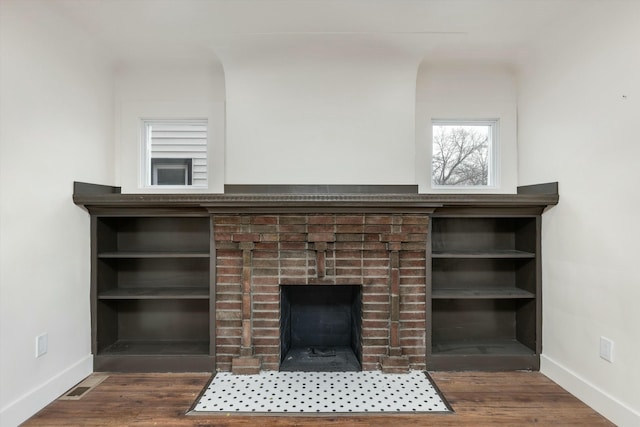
[431,119,500,190]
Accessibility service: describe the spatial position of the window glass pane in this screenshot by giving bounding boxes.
[156,167,187,185]
[432,123,493,186]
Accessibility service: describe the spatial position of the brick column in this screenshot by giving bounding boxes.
[380,215,410,373]
[231,223,262,375]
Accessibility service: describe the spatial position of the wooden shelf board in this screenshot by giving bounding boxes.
[432,288,535,299]
[432,250,535,259]
[432,339,535,356]
[100,340,209,356]
[98,288,209,300]
[98,251,209,259]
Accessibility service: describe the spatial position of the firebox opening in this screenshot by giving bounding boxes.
[280,285,362,372]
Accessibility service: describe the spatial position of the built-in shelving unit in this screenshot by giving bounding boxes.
[92,215,214,371]
[428,215,541,370]
[74,181,556,373]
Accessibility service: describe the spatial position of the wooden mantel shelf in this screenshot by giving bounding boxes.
[73,182,558,213]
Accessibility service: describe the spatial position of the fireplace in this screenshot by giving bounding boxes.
[213,212,429,374]
[280,285,362,372]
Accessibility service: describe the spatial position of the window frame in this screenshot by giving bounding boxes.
[431,119,499,190]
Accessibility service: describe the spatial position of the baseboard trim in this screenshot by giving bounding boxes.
[0,354,93,427]
[541,354,640,427]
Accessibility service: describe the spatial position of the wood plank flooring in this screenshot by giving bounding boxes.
[24,371,613,426]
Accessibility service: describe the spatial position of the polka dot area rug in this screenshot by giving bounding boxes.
[189,370,452,415]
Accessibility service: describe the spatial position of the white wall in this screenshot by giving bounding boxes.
[416,62,518,193]
[115,62,226,193]
[0,2,114,425]
[221,38,419,185]
[517,3,640,426]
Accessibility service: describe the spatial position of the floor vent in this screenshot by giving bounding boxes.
[59,374,108,400]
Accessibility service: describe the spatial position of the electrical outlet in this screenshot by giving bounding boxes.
[36,333,48,358]
[599,336,613,363]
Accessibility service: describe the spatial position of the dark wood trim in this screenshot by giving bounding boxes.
[517,182,558,195]
[74,187,558,212]
[94,355,215,373]
[427,354,540,371]
[224,184,419,194]
[74,181,121,195]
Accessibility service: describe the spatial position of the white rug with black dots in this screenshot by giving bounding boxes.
[190,370,452,414]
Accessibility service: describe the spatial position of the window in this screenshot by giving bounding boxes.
[151,158,192,186]
[143,119,207,187]
[432,120,498,187]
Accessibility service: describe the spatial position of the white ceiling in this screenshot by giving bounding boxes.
[47,0,597,65]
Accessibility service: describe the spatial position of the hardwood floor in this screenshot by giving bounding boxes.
[24,371,613,426]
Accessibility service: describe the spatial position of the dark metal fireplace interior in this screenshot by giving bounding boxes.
[280,285,362,372]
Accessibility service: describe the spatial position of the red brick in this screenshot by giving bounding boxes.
[361,328,389,338]
[399,311,426,321]
[335,215,363,225]
[334,242,364,250]
[252,216,278,225]
[335,259,361,267]
[308,224,335,233]
[217,301,242,311]
[216,266,242,276]
[279,233,307,242]
[363,243,387,252]
[400,277,427,285]
[364,224,391,234]
[232,233,261,242]
[335,267,362,276]
[364,310,390,320]
[401,224,428,234]
[253,302,278,311]
[363,294,390,303]
[216,337,242,346]
[253,310,280,319]
[308,215,334,224]
[280,277,308,285]
[216,320,242,329]
[279,216,307,225]
[401,242,427,251]
[251,276,279,285]
[216,251,242,267]
[253,337,279,346]
[253,293,279,303]
[402,215,429,225]
[279,224,306,233]
[336,234,363,242]
[336,224,364,233]
[251,258,277,268]
[308,232,335,242]
[216,293,241,302]
[214,216,241,224]
[362,268,389,277]
[252,319,279,328]
[364,215,392,225]
[399,338,426,347]
[215,310,241,320]
[400,294,426,304]
[250,224,277,234]
[362,277,388,286]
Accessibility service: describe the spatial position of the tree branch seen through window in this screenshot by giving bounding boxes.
[432,123,494,186]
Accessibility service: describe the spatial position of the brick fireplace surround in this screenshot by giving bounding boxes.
[214,212,429,374]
